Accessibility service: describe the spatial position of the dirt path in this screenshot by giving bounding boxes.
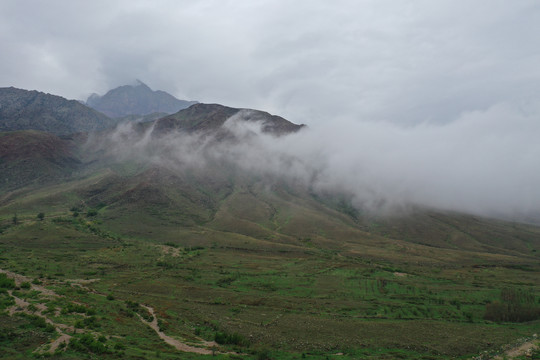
[492,336,539,359]
[7,289,74,354]
[0,268,58,296]
[137,304,218,355]
[48,334,72,353]
[2,269,77,354]
[3,267,235,356]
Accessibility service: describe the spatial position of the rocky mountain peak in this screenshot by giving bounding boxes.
[86,81,197,118]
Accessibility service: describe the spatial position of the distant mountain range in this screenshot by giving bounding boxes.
[0,85,305,192]
[0,87,114,135]
[86,80,197,118]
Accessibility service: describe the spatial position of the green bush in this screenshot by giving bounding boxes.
[69,333,110,354]
[114,342,126,350]
[18,314,56,333]
[484,288,540,322]
[256,349,272,360]
[0,274,15,289]
[214,331,247,346]
[0,293,15,310]
[62,303,89,314]
[87,209,98,217]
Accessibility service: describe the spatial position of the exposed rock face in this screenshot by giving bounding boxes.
[86,80,197,118]
[0,87,114,135]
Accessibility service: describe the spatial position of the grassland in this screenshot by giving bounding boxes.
[0,156,538,360]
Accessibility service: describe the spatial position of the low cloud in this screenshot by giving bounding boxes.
[90,102,540,222]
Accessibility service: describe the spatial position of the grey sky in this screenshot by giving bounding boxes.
[2,0,540,125]
[2,0,540,218]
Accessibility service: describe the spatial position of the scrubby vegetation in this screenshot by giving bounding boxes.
[0,158,538,359]
[484,288,540,323]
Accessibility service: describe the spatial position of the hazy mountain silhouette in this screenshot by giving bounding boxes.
[0,87,114,135]
[86,80,197,118]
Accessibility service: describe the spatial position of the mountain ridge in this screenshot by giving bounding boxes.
[0,87,114,135]
[86,80,197,118]
[152,103,306,137]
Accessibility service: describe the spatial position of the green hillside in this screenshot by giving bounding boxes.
[0,103,538,359]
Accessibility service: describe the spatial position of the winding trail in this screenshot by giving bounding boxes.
[0,268,57,296]
[6,289,73,354]
[137,304,218,355]
[1,267,224,355]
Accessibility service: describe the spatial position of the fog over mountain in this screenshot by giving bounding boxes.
[90,100,540,222]
[1,0,540,220]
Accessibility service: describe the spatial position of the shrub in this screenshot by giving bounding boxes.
[86,209,98,217]
[114,342,126,350]
[62,303,88,314]
[0,274,15,289]
[69,334,109,354]
[256,349,272,360]
[484,288,540,322]
[75,316,100,329]
[19,314,55,333]
[214,331,247,346]
[125,300,139,310]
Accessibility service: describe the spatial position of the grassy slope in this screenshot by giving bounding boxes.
[0,167,539,359]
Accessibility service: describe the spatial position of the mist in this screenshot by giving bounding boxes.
[3,1,540,221]
[90,101,540,222]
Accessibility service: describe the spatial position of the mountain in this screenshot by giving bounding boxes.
[114,112,169,124]
[0,130,80,192]
[152,103,305,137]
[86,80,197,118]
[0,88,539,360]
[0,87,114,135]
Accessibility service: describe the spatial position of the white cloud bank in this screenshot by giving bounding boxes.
[94,102,540,222]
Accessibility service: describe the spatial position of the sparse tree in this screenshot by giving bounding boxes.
[37,212,45,221]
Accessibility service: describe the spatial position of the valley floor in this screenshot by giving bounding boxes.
[0,212,539,359]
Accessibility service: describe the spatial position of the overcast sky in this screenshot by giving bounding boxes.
[2,0,540,218]
[1,0,539,125]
